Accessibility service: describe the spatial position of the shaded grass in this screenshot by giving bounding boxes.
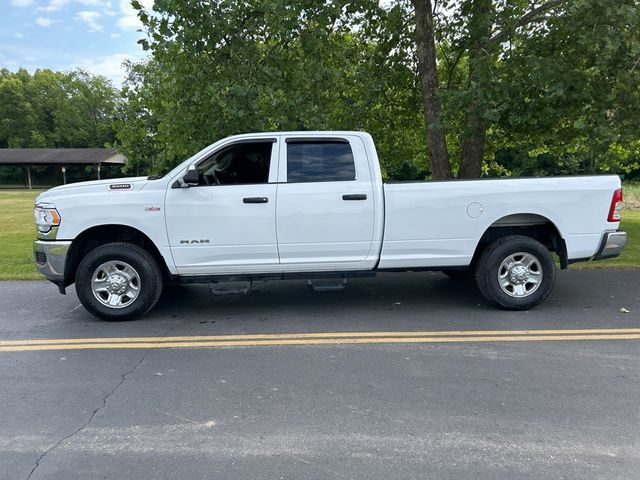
[0,188,638,280]
[623,182,640,211]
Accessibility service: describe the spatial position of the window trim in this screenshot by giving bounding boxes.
[285,137,349,144]
[227,138,278,145]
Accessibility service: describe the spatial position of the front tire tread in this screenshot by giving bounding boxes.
[75,242,163,321]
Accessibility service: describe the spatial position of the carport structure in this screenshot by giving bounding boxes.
[0,148,126,189]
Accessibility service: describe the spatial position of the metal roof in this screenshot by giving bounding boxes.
[0,148,125,165]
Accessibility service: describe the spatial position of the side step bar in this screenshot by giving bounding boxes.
[202,275,356,295]
[208,280,252,296]
[306,277,348,292]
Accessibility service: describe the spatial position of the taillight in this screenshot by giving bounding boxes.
[607,188,623,222]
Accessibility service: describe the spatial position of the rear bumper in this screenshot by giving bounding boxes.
[593,231,627,260]
[34,240,71,286]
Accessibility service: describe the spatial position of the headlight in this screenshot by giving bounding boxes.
[34,203,61,234]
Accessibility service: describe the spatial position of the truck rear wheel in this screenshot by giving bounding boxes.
[475,235,556,310]
[75,242,163,321]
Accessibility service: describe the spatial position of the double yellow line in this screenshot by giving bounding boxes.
[1,328,639,352]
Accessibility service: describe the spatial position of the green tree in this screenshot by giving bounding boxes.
[119,0,427,178]
[413,0,640,178]
[0,68,118,149]
[0,71,36,148]
[495,0,640,175]
[122,0,640,179]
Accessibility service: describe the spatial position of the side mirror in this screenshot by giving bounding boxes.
[183,166,199,186]
[173,166,199,188]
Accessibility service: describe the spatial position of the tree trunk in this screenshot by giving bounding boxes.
[412,0,452,179]
[459,0,494,179]
[458,97,487,178]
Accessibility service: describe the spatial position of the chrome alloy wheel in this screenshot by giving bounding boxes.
[91,260,141,309]
[497,252,543,298]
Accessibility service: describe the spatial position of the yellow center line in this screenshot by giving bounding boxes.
[0,330,639,352]
[2,328,640,347]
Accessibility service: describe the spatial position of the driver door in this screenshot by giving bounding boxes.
[165,138,280,275]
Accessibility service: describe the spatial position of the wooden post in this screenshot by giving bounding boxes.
[61,166,67,185]
[27,166,32,190]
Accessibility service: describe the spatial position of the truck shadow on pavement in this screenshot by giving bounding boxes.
[4,269,634,335]
[139,269,639,332]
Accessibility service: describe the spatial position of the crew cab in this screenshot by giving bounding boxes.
[33,131,627,320]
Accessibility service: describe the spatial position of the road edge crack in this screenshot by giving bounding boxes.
[25,322,180,480]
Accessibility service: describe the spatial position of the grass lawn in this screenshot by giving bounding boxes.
[0,190,42,280]
[0,186,638,280]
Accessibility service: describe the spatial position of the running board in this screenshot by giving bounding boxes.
[208,280,252,296]
[306,278,348,292]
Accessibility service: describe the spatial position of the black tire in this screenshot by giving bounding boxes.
[75,242,163,321]
[441,268,476,282]
[475,235,556,310]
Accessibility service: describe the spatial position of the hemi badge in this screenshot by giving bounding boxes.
[109,183,132,190]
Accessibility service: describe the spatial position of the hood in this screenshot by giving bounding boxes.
[36,176,150,203]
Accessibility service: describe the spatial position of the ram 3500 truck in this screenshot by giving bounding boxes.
[33,131,627,320]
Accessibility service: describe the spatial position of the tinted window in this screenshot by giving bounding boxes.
[287,141,356,183]
[196,142,272,185]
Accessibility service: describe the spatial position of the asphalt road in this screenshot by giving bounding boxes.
[1,269,639,480]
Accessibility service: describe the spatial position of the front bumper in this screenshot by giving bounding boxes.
[34,240,71,286]
[593,230,627,260]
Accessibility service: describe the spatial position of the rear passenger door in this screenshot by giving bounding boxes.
[275,135,376,269]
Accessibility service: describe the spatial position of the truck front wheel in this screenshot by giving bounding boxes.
[75,242,163,321]
[475,235,556,310]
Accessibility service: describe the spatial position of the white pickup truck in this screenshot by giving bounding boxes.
[33,131,627,320]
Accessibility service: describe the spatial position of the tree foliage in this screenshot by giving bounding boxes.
[0,68,118,149]
[0,68,121,186]
[1,1,639,181]
[493,0,640,175]
[118,0,640,179]
[118,0,428,178]
[419,0,640,178]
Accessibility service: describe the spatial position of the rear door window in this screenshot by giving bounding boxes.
[286,141,356,183]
